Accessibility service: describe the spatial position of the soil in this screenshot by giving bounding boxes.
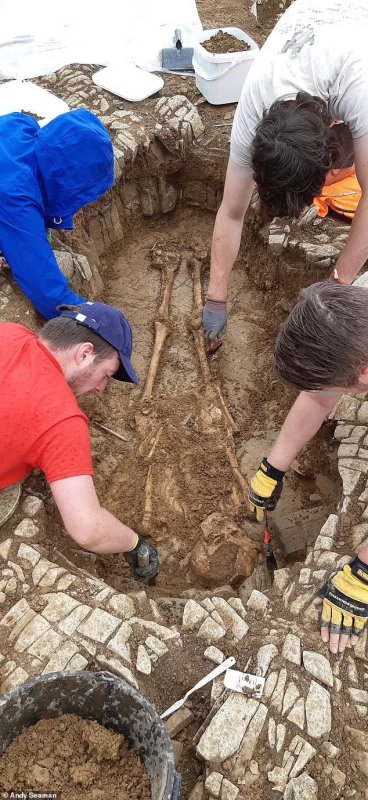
[201,30,251,53]
[0,714,151,799]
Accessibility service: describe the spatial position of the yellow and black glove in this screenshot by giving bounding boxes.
[247,457,285,523]
[318,557,368,637]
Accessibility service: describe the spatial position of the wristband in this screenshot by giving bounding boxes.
[205,298,227,313]
[261,457,285,483]
[350,556,368,585]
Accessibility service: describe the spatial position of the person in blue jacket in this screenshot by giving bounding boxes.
[0,108,114,319]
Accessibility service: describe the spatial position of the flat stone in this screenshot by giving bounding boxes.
[276,723,286,753]
[41,593,80,623]
[231,703,268,777]
[334,424,353,440]
[165,706,194,738]
[1,666,29,694]
[274,508,327,556]
[284,773,318,799]
[313,535,333,551]
[306,680,331,737]
[268,717,276,748]
[129,617,180,641]
[201,598,215,612]
[14,614,50,652]
[14,518,39,538]
[96,655,138,688]
[205,771,223,798]
[331,394,360,422]
[303,651,333,687]
[38,567,66,588]
[204,646,225,665]
[348,687,368,704]
[211,597,249,640]
[221,778,239,800]
[145,635,168,658]
[273,568,291,595]
[182,600,208,631]
[290,737,316,778]
[270,668,287,713]
[77,608,120,643]
[58,605,91,635]
[32,558,58,585]
[257,644,278,677]
[0,538,12,560]
[299,569,311,586]
[339,457,368,473]
[282,682,300,716]
[107,622,132,662]
[227,597,247,619]
[57,574,76,591]
[9,609,36,642]
[8,561,25,582]
[287,698,305,731]
[339,467,361,496]
[331,766,346,790]
[268,766,289,792]
[338,443,358,458]
[28,628,63,659]
[108,593,135,619]
[5,577,17,594]
[282,634,301,666]
[136,644,151,675]
[247,590,269,613]
[264,671,278,699]
[22,496,44,517]
[42,641,79,673]
[196,695,259,763]
[94,587,114,602]
[188,782,205,800]
[198,617,225,641]
[320,741,340,759]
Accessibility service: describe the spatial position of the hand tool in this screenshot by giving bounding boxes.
[263,512,277,572]
[161,29,194,71]
[161,656,235,719]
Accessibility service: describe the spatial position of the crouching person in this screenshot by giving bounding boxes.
[0,301,159,580]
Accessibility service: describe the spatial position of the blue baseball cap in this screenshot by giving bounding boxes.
[59,301,139,384]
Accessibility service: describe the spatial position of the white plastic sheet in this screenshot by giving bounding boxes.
[0,0,203,79]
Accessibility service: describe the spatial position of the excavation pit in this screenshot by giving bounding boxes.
[9,200,339,598]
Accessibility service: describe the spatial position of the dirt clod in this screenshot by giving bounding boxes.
[0,714,151,799]
[201,30,251,54]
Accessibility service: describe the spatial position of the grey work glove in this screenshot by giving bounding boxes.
[123,533,159,580]
[202,298,227,345]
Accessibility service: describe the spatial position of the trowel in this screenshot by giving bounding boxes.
[161,656,235,719]
[161,29,194,71]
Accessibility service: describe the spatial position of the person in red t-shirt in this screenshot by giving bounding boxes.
[0,301,159,580]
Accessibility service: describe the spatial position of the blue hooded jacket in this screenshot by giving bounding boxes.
[0,109,114,319]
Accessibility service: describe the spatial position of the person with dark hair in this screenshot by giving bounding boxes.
[203,0,368,348]
[0,108,114,319]
[248,279,368,653]
[0,301,159,580]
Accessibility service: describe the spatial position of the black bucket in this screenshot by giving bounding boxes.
[0,670,181,799]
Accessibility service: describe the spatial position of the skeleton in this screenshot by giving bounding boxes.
[140,246,184,403]
[138,244,250,573]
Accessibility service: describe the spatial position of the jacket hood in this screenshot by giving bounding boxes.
[34,109,114,225]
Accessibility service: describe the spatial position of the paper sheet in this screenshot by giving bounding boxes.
[0,0,203,79]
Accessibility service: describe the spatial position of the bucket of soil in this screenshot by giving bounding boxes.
[0,669,180,799]
[193,27,258,105]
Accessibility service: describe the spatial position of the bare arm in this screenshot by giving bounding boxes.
[333,133,368,284]
[267,390,342,472]
[50,475,137,553]
[207,158,255,300]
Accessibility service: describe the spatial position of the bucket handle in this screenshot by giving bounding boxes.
[193,57,244,82]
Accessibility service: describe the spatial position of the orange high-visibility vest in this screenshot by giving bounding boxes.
[314,173,361,219]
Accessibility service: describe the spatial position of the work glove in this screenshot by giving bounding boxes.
[317,557,368,639]
[247,457,285,523]
[202,298,227,349]
[123,532,159,580]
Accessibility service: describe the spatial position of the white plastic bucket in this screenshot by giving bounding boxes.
[193,27,259,105]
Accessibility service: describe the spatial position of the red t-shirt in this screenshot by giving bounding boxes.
[0,322,94,489]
